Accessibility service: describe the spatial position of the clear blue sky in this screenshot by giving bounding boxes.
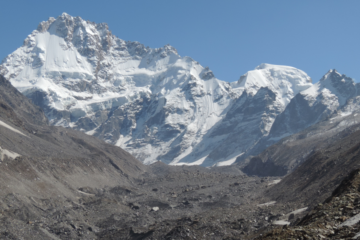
[1,0,359,83]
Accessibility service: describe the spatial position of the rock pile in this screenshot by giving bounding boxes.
[257,169,360,239]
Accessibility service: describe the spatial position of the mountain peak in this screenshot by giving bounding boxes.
[303,69,357,107]
[255,63,276,70]
[37,17,56,32]
[320,69,354,85]
[161,44,178,55]
[320,69,341,81]
[235,64,313,106]
[60,12,71,18]
[255,63,309,77]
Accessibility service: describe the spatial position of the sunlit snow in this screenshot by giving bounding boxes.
[268,179,281,186]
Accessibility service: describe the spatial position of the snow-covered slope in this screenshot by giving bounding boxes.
[183,64,313,166]
[1,13,320,166]
[232,63,312,105]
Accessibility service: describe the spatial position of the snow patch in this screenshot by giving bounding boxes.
[172,155,208,166]
[215,158,238,166]
[77,190,95,196]
[268,179,281,186]
[0,147,21,160]
[272,220,290,225]
[353,232,360,239]
[258,201,276,207]
[214,153,244,166]
[289,207,308,215]
[0,120,28,137]
[340,213,360,227]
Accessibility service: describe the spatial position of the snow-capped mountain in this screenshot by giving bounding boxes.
[3,13,352,166]
[236,69,360,164]
[182,64,313,166]
[269,69,358,137]
[267,69,359,141]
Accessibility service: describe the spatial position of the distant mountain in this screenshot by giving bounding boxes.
[3,13,358,167]
[239,69,360,172]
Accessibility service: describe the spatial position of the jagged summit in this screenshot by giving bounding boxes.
[320,69,337,80]
[300,69,357,107]
[319,69,356,92]
[320,69,341,79]
[60,12,72,18]
[9,13,179,80]
[37,12,109,39]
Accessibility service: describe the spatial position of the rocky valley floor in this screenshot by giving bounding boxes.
[0,159,283,239]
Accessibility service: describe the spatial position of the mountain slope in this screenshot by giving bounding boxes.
[258,169,360,240]
[0,74,146,193]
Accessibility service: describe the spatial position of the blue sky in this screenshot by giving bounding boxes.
[1,0,359,83]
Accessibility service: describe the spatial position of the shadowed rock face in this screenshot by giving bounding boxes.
[242,156,288,177]
[269,92,329,136]
[199,87,283,166]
